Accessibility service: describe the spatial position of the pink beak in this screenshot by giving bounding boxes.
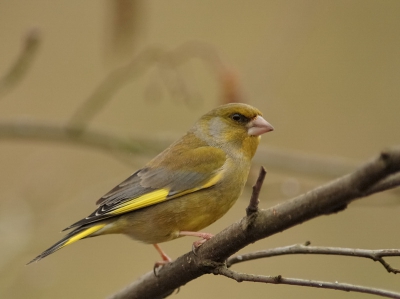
[247,115,274,136]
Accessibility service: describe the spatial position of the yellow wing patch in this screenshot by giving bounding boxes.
[201,171,223,189]
[62,223,106,247]
[109,171,223,216]
[171,171,223,198]
[111,189,170,215]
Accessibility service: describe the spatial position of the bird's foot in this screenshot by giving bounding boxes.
[153,244,172,276]
[179,231,214,255]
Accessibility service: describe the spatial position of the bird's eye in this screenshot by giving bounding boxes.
[230,113,249,123]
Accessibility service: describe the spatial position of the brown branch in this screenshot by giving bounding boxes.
[365,172,400,196]
[216,267,400,299]
[227,243,400,274]
[246,166,266,215]
[0,28,41,98]
[152,62,198,106]
[107,147,400,299]
[254,146,360,179]
[0,121,159,162]
[68,41,224,133]
[105,0,143,63]
[68,46,166,131]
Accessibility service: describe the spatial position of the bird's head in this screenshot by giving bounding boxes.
[193,103,274,159]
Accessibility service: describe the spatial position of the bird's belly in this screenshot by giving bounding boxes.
[113,185,241,244]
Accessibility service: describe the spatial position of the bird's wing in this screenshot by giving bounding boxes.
[64,145,226,230]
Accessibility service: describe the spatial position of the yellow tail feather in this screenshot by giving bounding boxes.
[28,223,106,264]
[62,224,106,247]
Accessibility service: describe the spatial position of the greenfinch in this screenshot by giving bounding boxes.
[28,103,273,264]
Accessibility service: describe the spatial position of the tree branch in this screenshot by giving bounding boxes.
[68,46,166,131]
[246,166,266,215]
[68,41,224,132]
[365,172,400,196]
[0,28,41,98]
[0,121,158,158]
[227,243,400,274]
[107,147,400,299]
[216,267,400,299]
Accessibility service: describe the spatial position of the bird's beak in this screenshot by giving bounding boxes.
[247,115,274,136]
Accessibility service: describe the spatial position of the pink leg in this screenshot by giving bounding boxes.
[179,231,214,248]
[153,244,172,268]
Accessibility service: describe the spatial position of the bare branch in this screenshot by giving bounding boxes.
[104,0,144,63]
[0,28,41,98]
[216,267,400,299]
[254,146,359,179]
[68,41,224,132]
[246,166,266,215]
[365,172,400,196]
[68,46,166,131]
[0,121,158,161]
[157,40,223,72]
[107,147,400,298]
[227,243,400,274]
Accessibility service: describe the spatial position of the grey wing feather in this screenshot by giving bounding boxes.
[64,146,226,231]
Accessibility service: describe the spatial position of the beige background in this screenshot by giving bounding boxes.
[0,1,399,298]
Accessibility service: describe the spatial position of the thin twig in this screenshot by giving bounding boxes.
[0,28,41,98]
[366,172,400,196]
[158,40,223,73]
[68,41,224,133]
[216,267,400,299]
[254,146,360,179]
[68,46,166,131]
[227,243,400,274]
[246,166,266,215]
[0,121,157,160]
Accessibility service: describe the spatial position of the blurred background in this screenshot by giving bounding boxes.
[1,1,399,298]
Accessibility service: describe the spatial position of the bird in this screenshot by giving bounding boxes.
[28,103,274,264]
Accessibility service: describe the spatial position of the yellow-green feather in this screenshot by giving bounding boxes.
[62,223,106,247]
[110,171,223,216]
[111,189,170,215]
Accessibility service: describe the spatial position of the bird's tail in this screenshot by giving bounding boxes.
[27,223,106,264]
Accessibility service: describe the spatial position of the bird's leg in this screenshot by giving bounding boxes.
[153,244,172,276]
[153,243,172,265]
[179,231,214,250]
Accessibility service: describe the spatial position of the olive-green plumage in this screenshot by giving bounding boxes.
[28,103,273,264]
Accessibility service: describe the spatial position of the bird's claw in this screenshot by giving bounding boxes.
[153,260,170,277]
[191,233,214,256]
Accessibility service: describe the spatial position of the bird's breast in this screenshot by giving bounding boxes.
[113,158,251,244]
